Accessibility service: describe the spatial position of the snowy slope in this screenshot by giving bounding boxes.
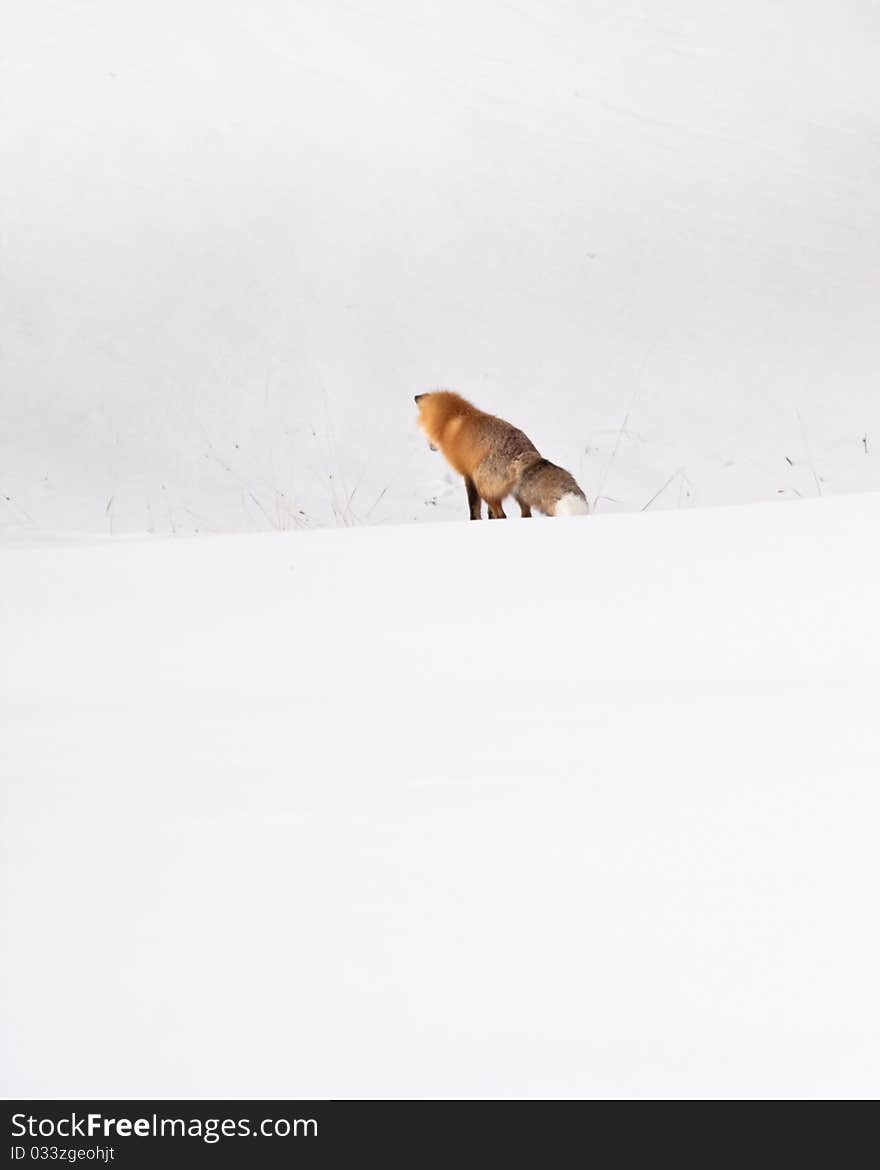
[3,493,880,1098]
[3,0,880,537]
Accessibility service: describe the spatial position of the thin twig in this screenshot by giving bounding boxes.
[796,410,822,497]
[592,342,654,512]
[2,492,37,526]
[641,469,681,512]
[161,484,177,535]
[593,388,638,514]
[206,447,276,529]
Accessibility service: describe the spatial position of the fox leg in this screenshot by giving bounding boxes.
[517,498,532,518]
[464,475,483,520]
[473,466,508,518]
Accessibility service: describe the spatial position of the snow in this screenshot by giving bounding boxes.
[3,492,880,1098]
[2,0,880,537]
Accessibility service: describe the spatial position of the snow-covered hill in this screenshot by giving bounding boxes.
[3,493,879,1098]
[3,0,880,537]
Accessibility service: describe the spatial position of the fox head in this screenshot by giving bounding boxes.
[414,391,472,452]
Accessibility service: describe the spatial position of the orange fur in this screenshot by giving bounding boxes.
[416,392,492,477]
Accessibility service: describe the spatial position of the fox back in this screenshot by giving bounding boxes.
[415,391,538,479]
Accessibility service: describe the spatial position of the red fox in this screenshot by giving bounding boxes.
[415,391,589,519]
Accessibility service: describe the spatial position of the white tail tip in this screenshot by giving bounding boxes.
[554,493,590,517]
